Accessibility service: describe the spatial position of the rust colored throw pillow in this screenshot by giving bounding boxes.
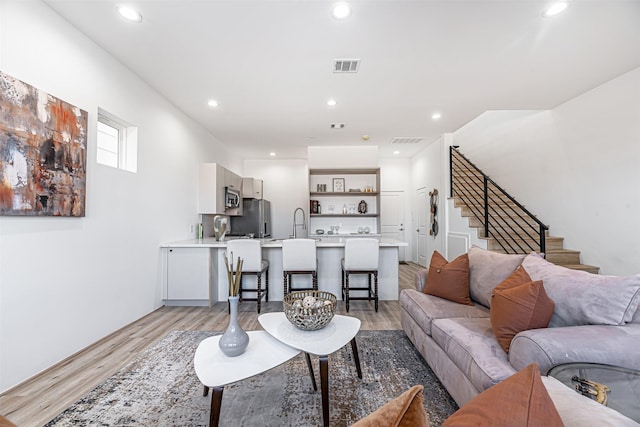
[493,265,532,293]
[0,416,17,427]
[491,280,555,353]
[423,251,472,306]
[442,364,563,427]
[352,384,430,427]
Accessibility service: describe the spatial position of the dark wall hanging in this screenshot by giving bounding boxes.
[429,188,438,237]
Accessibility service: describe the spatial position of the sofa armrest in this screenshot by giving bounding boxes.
[509,323,640,375]
[414,269,428,292]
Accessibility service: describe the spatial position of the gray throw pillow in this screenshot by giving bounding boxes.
[522,253,640,327]
[468,245,525,308]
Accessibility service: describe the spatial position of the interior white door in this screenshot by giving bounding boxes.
[416,187,428,266]
[380,191,406,262]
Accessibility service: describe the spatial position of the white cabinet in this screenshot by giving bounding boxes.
[166,248,210,302]
[198,163,225,214]
[242,177,263,199]
[198,163,242,215]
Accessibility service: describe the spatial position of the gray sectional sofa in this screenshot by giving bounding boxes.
[400,246,640,426]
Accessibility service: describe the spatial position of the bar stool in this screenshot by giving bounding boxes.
[282,239,318,295]
[226,240,269,313]
[341,238,379,312]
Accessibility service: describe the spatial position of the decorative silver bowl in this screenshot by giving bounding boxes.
[283,291,337,331]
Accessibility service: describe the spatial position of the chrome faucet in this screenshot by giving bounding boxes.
[292,207,307,239]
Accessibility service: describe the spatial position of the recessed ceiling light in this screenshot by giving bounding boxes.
[327,99,337,106]
[269,152,276,157]
[332,3,351,20]
[393,150,400,155]
[432,113,441,120]
[207,100,219,107]
[543,1,569,17]
[116,5,142,23]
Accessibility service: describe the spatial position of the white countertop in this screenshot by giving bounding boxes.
[161,236,408,248]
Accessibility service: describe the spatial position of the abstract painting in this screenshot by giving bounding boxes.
[0,71,87,216]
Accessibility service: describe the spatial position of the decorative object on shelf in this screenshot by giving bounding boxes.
[213,215,228,241]
[429,188,439,237]
[219,253,249,356]
[283,290,337,330]
[315,229,324,234]
[358,200,368,214]
[333,178,345,192]
[364,227,370,234]
[348,188,361,192]
[0,71,88,217]
[316,184,327,192]
[310,200,320,214]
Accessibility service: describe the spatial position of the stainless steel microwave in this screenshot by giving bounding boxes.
[225,187,240,209]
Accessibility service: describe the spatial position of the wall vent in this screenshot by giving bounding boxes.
[330,123,345,129]
[391,137,424,144]
[333,59,360,73]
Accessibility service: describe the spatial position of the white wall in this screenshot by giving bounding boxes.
[379,158,412,259]
[243,159,309,239]
[410,138,446,264]
[0,1,235,392]
[452,67,640,275]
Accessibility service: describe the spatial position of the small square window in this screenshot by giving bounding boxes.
[97,108,137,173]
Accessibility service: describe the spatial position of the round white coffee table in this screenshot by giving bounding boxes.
[194,331,301,426]
[258,312,362,427]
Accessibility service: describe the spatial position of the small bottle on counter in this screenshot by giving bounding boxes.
[343,204,347,214]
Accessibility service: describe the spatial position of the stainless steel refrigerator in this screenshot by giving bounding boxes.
[229,199,272,238]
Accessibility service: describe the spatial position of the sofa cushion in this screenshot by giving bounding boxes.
[522,253,640,327]
[509,322,640,374]
[352,384,430,427]
[541,376,640,427]
[468,245,525,308]
[431,317,516,392]
[490,280,555,353]
[400,289,489,337]
[424,251,473,306]
[442,364,563,427]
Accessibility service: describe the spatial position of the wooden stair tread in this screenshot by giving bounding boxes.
[452,157,600,274]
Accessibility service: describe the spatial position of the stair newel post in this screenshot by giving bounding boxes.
[449,146,455,198]
[539,224,546,256]
[483,177,489,238]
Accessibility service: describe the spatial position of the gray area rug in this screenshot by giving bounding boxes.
[45,330,458,426]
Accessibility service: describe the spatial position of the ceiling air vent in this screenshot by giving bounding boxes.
[391,137,424,144]
[330,123,345,129]
[333,59,360,73]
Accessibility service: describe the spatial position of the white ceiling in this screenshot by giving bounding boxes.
[44,0,640,159]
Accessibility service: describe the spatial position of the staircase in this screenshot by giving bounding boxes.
[450,147,599,274]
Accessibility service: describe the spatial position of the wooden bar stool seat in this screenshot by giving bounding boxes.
[226,240,269,313]
[341,238,379,312]
[282,238,318,295]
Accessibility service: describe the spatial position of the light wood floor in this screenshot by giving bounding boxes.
[0,262,424,427]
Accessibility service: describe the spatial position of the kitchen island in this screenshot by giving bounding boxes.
[160,237,408,306]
